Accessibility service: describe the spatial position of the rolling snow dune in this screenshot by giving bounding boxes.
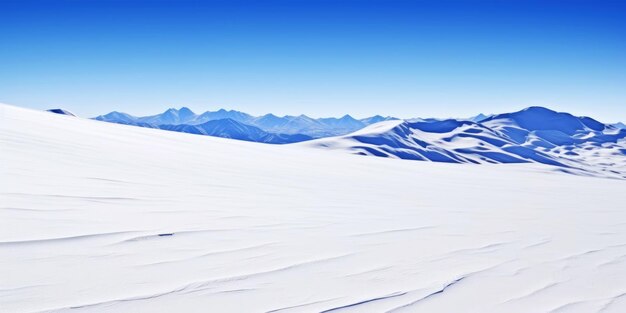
[2,103,626,312]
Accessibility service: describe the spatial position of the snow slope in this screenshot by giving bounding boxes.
[2,103,626,313]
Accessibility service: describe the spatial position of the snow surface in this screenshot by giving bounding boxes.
[2,103,626,312]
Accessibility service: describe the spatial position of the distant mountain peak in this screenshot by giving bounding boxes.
[161,106,194,114]
[468,113,490,122]
[360,115,397,126]
[177,107,196,118]
[521,106,557,113]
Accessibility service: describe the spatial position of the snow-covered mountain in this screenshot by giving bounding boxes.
[3,103,626,313]
[360,114,397,125]
[94,111,140,124]
[305,106,626,178]
[94,109,309,143]
[194,108,254,124]
[94,108,397,138]
[138,107,198,125]
[160,118,311,144]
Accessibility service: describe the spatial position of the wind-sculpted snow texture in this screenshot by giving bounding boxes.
[306,107,626,179]
[2,104,626,313]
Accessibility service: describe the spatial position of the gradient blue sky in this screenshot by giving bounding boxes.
[1,0,625,121]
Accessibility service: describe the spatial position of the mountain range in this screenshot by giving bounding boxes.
[94,108,397,141]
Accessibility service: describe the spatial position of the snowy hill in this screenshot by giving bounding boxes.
[94,107,254,126]
[2,103,626,312]
[305,107,626,179]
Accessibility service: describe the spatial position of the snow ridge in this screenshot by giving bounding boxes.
[306,107,626,178]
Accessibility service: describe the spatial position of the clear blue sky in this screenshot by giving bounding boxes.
[1,0,625,121]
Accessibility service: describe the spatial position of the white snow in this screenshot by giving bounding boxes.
[1,103,626,312]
